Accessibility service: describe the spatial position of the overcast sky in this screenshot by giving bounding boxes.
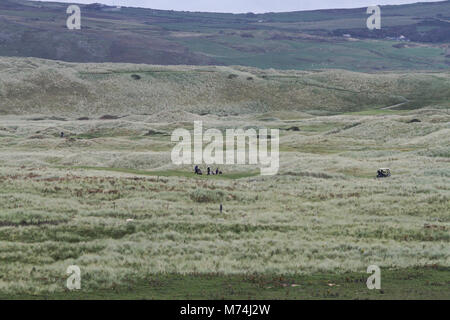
[33,0,444,13]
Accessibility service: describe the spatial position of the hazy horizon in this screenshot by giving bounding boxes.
[31,0,447,13]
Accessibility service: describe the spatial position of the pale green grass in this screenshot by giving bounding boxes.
[0,57,449,117]
[0,109,448,295]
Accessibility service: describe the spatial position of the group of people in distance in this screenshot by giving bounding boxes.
[194,165,222,176]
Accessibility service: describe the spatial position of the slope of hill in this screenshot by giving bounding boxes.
[0,57,448,117]
[0,0,449,71]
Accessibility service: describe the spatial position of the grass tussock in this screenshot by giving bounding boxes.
[190,189,225,203]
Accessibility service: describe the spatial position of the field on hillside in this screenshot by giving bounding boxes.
[0,106,448,298]
[0,0,449,71]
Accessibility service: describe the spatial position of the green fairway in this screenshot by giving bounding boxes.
[342,109,410,116]
[62,166,259,180]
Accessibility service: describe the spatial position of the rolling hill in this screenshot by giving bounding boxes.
[0,57,448,116]
[0,0,449,71]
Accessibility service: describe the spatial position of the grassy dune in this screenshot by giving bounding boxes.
[0,58,449,117]
[0,58,448,298]
[0,104,448,297]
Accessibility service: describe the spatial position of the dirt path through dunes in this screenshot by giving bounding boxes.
[382,101,409,110]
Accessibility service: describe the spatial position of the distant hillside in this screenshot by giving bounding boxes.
[0,0,449,71]
[0,57,448,117]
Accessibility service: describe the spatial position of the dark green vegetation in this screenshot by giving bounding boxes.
[0,0,449,71]
[3,267,449,300]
